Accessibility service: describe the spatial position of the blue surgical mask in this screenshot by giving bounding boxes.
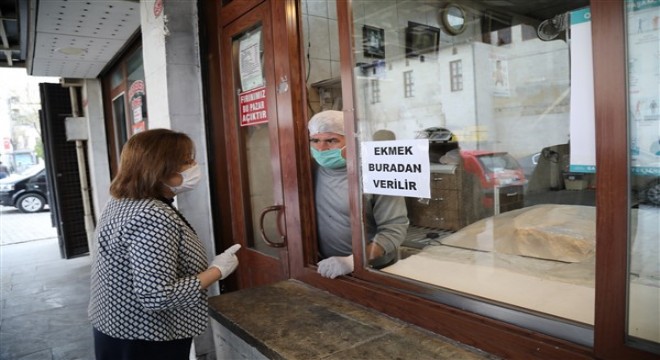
[311,147,346,169]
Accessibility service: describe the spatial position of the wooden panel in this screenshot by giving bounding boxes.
[199,0,238,291]
[406,194,461,230]
[592,1,656,358]
[498,185,524,213]
[219,0,263,27]
[430,172,460,190]
[424,168,465,230]
[430,189,460,207]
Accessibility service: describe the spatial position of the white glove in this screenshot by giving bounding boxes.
[210,244,241,280]
[317,255,354,279]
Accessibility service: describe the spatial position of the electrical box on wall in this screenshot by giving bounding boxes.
[65,117,88,141]
[311,77,342,111]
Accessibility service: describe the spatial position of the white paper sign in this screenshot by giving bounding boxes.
[361,139,430,198]
[239,30,264,92]
[569,7,596,173]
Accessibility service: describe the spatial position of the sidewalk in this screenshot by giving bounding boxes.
[0,206,94,360]
[0,206,57,245]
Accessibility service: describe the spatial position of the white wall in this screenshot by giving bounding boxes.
[302,0,340,113]
[82,79,111,220]
[140,1,217,358]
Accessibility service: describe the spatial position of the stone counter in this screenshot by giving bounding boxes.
[208,280,497,360]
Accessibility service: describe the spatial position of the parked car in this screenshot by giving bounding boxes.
[461,150,527,188]
[0,164,49,213]
[461,150,527,210]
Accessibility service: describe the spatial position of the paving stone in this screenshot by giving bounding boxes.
[0,206,92,360]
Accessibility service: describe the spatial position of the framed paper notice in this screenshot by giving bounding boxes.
[239,30,264,92]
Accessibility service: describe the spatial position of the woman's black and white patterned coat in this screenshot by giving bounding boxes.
[88,197,208,341]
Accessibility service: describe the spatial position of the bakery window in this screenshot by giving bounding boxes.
[301,0,658,353]
[345,0,628,347]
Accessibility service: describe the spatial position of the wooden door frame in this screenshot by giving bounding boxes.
[200,0,236,290]
[100,38,142,178]
[214,0,302,289]
[204,0,314,290]
[592,1,656,357]
[269,0,314,279]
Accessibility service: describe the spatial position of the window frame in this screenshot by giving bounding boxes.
[450,59,463,92]
[370,79,380,104]
[591,1,656,357]
[101,38,143,177]
[403,70,414,98]
[295,0,657,358]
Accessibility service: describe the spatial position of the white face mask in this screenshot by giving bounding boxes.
[167,164,202,195]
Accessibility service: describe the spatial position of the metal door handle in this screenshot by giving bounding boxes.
[259,205,286,248]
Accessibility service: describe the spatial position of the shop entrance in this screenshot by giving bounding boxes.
[217,0,305,289]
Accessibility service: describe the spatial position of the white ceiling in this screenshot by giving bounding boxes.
[29,0,140,78]
[23,0,585,79]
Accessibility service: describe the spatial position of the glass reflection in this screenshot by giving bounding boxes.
[232,25,280,258]
[350,0,598,325]
[625,0,660,348]
[299,0,651,337]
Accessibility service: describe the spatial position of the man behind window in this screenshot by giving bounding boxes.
[308,110,409,279]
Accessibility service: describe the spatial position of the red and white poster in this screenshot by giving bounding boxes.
[129,80,147,134]
[239,86,268,126]
[153,0,163,18]
[132,121,146,133]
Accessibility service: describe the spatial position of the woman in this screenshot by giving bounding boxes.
[88,129,240,359]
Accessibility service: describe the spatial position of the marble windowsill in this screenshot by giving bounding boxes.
[208,280,497,360]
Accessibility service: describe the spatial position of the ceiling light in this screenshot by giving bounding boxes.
[56,47,87,56]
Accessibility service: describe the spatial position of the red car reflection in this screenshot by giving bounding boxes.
[461,150,527,208]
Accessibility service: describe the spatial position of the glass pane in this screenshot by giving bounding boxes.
[232,25,280,258]
[112,94,128,152]
[625,0,660,350]
[349,0,595,337]
[110,67,123,89]
[126,48,143,80]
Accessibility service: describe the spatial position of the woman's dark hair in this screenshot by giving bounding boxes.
[110,129,194,199]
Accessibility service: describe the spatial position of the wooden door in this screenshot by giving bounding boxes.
[219,0,293,288]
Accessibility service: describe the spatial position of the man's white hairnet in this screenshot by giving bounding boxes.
[308,110,344,136]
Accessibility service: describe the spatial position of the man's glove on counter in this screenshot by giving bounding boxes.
[317,255,354,279]
[210,244,241,280]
